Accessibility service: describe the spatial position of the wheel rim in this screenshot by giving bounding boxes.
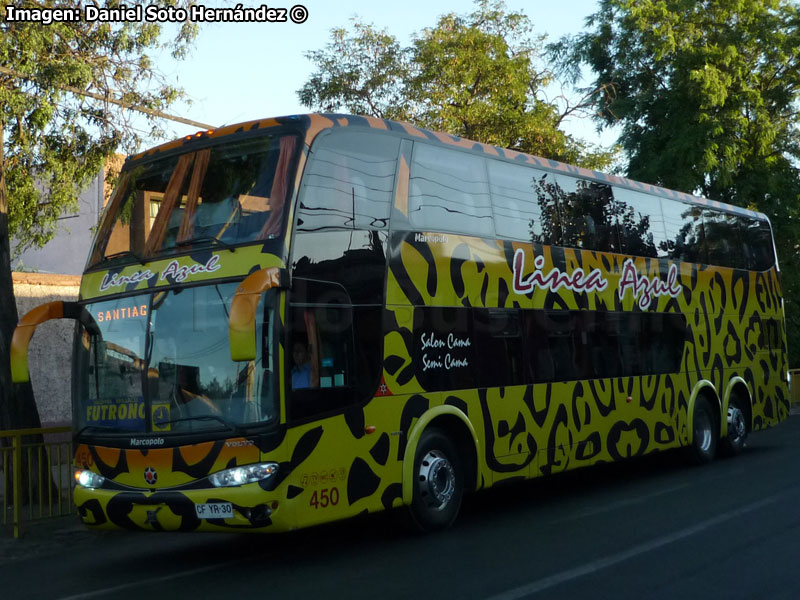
[728,406,746,442]
[695,408,713,453]
[418,450,456,511]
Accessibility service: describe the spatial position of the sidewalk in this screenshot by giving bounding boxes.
[0,513,106,562]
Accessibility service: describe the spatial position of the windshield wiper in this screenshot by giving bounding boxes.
[98,250,147,265]
[156,414,243,434]
[76,424,127,437]
[176,237,236,252]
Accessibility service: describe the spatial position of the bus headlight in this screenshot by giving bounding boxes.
[74,468,105,489]
[209,463,279,487]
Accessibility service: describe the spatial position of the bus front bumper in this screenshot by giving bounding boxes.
[74,486,290,533]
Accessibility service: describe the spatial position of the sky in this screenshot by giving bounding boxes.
[147,0,616,149]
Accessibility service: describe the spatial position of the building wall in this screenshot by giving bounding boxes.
[13,272,81,427]
[12,169,104,275]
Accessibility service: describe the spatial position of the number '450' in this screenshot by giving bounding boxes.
[310,487,339,508]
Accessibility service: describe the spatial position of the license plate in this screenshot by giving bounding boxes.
[195,502,234,519]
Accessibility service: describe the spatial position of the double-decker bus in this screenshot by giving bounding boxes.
[11,114,789,533]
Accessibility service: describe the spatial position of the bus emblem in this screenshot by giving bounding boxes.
[144,467,158,485]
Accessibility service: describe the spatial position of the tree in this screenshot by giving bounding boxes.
[552,0,800,364]
[0,3,200,435]
[298,20,412,121]
[298,0,616,171]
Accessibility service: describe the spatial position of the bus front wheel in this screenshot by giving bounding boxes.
[688,396,718,465]
[407,428,464,532]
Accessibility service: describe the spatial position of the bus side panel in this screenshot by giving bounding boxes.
[682,264,788,431]
[282,397,415,530]
[383,231,788,487]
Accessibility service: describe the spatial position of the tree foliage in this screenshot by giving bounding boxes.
[1,1,197,252]
[553,0,800,198]
[0,2,199,430]
[298,0,615,170]
[298,21,411,121]
[553,0,800,364]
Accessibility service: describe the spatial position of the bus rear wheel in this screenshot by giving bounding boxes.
[687,396,717,465]
[720,393,748,456]
[407,428,463,532]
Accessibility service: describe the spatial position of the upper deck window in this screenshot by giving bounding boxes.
[407,143,494,238]
[297,130,400,231]
[488,160,545,242]
[89,133,300,266]
[611,187,665,259]
[550,176,620,253]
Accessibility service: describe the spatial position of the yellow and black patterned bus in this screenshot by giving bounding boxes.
[12,114,789,532]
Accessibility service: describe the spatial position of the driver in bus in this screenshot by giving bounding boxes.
[291,339,314,389]
[292,339,319,390]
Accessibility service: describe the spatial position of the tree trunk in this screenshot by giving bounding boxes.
[0,121,50,505]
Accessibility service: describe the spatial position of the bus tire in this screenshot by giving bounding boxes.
[720,392,748,456]
[406,428,463,532]
[687,396,717,465]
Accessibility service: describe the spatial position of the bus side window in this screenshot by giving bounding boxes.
[594,313,623,379]
[612,187,664,259]
[530,173,565,246]
[744,219,775,271]
[298,130,399,231]
[523,311,583,383]
[661,199,690,262]
[675,205,708,264]
[645,313,686,374]
[487,160,546,243]
[474,309,525,388]
[618,314,643,376]
[352,306,383,400]
[583,311,617,379]
[289,305,357,421]
[703,210,742,269]
[548,312,580,381]
[559,179,621,253]
[407,143,494,238]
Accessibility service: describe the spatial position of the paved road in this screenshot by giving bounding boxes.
[4,415,800,600]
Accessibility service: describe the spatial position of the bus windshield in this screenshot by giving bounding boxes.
[91,132,300,265]
[74,283,275,435]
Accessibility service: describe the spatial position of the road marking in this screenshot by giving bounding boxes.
[550,483,690,524]
[54,558,244,600]
[486,491,784,600]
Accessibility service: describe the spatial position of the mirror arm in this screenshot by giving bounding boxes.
[229,267,287,361]
[11,301,83,383]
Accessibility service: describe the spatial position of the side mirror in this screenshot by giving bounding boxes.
[11,301,87,383]
[229,267,287,361]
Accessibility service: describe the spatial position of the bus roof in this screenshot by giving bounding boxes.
[128,113,768,223]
